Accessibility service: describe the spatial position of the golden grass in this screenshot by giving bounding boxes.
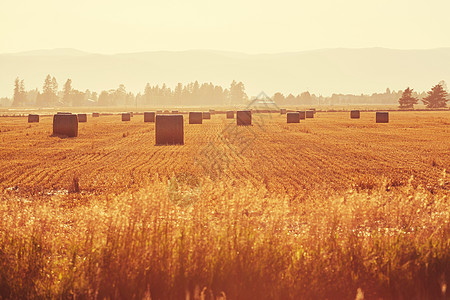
[0,111,449,299]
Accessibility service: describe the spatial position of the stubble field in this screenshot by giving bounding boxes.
[0,111,449,299]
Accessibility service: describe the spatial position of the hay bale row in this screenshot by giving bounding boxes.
[226,111,234,119]
[280,109,287,114]
[189,112,203,124]
[155,115,184,145]
[53,113,78,137]
[144,112,156,122]
[78,114,87,122]
[92,112,100,117]
[237,110,251,126]
[28,114,39,123]
[287,112,300,123]
[298,111,306,120]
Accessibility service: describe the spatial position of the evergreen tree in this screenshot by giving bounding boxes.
[12,78,21,106]
[144,83,152,105]
[51,77,58,94]
[398,87,419,109]
[12,77,26,106]
[422,83,449,108]
[40,74,58,106]
[174,83,183,106]
[63,79,73,106]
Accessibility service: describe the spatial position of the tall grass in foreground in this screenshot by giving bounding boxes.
[0,176,449,299]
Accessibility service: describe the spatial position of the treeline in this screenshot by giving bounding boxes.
[5,75,449,108]
[10,75,248,107]
[272,89,408,106]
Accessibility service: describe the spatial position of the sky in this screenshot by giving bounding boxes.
[2,0,450,54]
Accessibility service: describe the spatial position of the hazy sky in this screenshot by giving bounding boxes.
[1,0,450,54]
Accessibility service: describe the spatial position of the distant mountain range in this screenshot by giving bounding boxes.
[1,47,450,98]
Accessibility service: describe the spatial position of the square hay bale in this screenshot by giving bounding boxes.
[189,112,203,124]
[280,109,287,114]
[287,112,300,123]
[226,111,234,119]
[306,111,314,118]
[53,113,78,137]
[237,110,252,126]
[122,113,131,121]
[350,110,360,119]
[92,112,100,117]
[129,112,134,117]
[28,114,39,123]
[209,109,215,114]
[298,111,306,120]
[156,110,162,114]
[376,112,389,123]
[144,112,156,122]
[155,115,184,145]
[203,112,211,119]
[172,110,179,114]
[77,114,87,122]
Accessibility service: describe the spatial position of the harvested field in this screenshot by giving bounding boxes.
[0,111,449,299]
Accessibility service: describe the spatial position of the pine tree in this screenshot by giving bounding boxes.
[12,77,26,106]
[422,84,449,108]
[63,79,73,106]
[41,75,53,106]
[144,83,152,105]
[398,87,419,109]
[12,78,21,106]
